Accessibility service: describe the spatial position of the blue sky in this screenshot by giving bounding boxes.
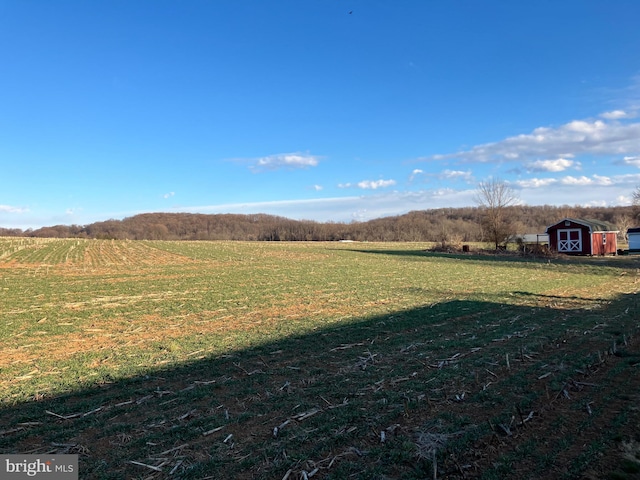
[2,0,640,229]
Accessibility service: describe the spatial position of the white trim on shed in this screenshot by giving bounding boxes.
[557,228,582,253]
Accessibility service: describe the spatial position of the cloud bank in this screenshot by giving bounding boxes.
[429,116,640,164]
[0,205,29,214]
[525,158,575,172]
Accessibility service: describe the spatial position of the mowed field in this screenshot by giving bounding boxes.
[1,238,639,479]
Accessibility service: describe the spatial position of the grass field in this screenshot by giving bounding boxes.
[1,238,639,479]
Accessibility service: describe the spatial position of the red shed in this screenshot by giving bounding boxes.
[546,218,618,256]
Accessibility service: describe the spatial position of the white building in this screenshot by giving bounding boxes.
[627,227,640,254]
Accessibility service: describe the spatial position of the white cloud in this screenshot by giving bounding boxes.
[622,156,640,167]
[426,117,640,164]
[339,180,397,189]
[582,200,608,207]
[312,185,323,191]
[351,209,369,221]
[356,179,397,189]
[251,152,320,171]
[592,174,613,185]
[171,189,478,223]
[559,174,612,186]
[605,172,640,185]
[163,192,175,199]
[0,205,29,214]
[8,170,639,230]
[525,158,574,172]
[409,169,424,181]
[515,175,640,208]
[439,169,473,181]
[513,178,558,188]
[600,110,631,120]
[561,175,594,186]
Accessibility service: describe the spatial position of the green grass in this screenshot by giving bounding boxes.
[0,238,639,479]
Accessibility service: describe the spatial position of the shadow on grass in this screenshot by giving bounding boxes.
[345,247,640,271]
[1,292,638,479]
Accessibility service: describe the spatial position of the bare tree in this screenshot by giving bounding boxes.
[632,186,640,220]
[615,214,634,242]
[474,178,520,250]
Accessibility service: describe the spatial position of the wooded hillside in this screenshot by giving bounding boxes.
[1,205,635,242]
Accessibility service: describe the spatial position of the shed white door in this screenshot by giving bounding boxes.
[558,229,582,252]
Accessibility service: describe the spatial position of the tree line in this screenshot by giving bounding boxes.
[0,205,635,243]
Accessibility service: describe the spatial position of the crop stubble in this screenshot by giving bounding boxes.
[0,238,639,479]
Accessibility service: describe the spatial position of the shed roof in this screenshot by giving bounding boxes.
[546,218,619,233]
[627,227,640,234]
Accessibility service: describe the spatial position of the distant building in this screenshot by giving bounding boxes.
[627,227,640,254]
[510,233,549,245]
[546,218,618,256]
[508,233,549,254]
